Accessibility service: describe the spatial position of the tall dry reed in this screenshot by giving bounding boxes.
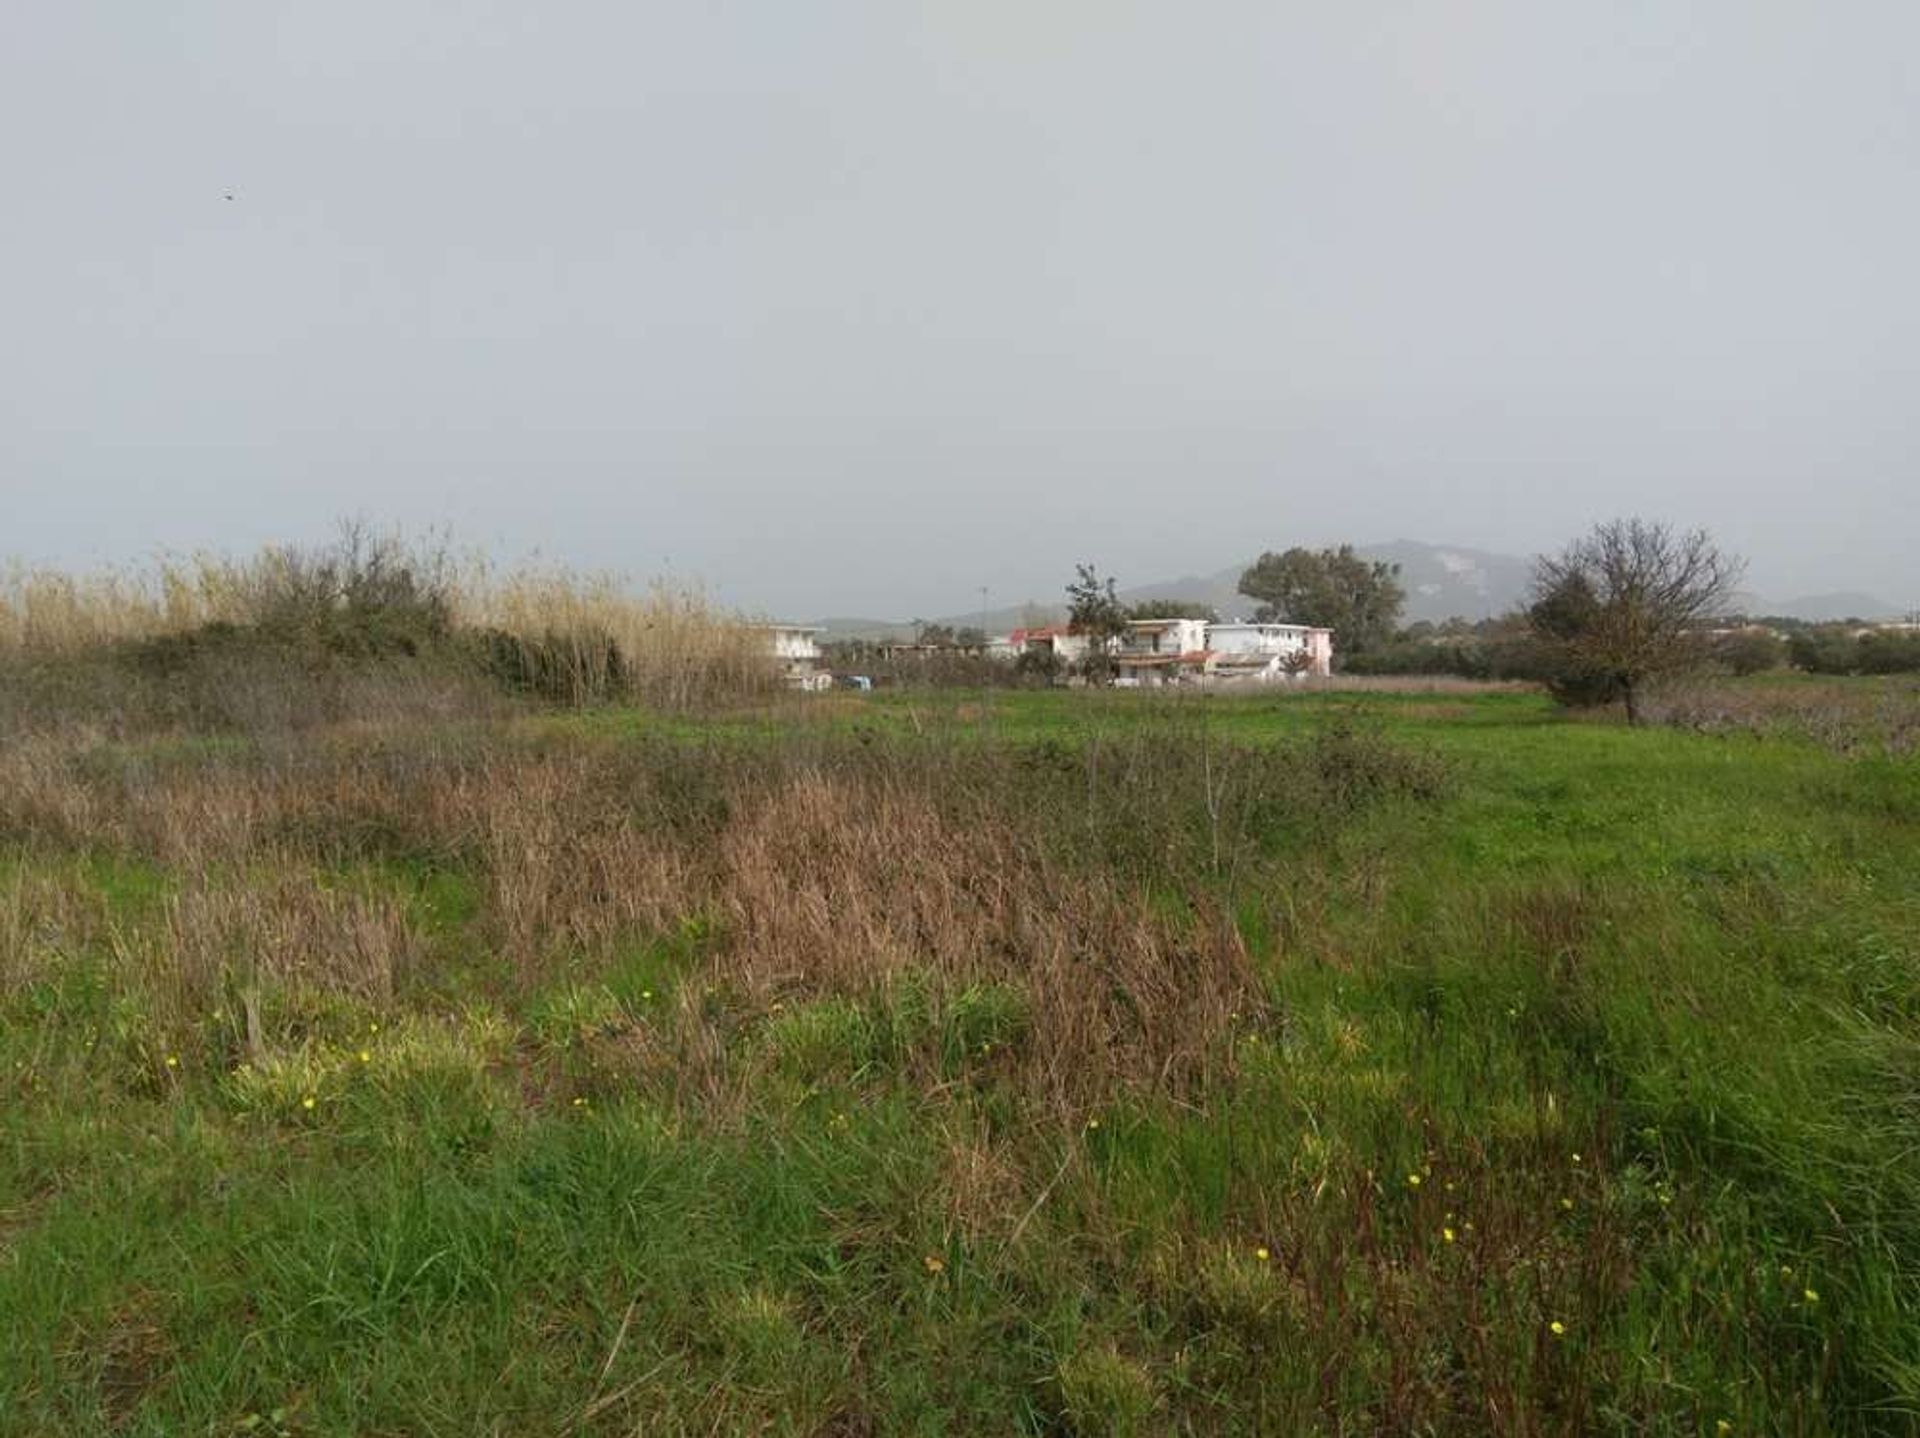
[0,555,254,654]
[455,564,772,709]
[1,530,780,725]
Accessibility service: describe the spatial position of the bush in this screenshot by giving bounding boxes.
[1541,664,1629,710]
[1788,629,1920,676]
[237,525,455,658]
[1712,630,1786,676]
[1341,634,1546,682]
[471,625,628,706]
[1859,631,1920,674]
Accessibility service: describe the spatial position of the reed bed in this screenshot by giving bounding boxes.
[0,531,778,732]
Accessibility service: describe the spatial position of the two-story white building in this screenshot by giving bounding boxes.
[992,616,1336,683]
[1010,624,1092,666]
[1207,622,1333,681]
[757,624,831,691]
[1115,617,1211,686]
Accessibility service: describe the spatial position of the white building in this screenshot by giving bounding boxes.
[1115,617,1211,685]
[1010,625,1092,666]
[1206,622,1334,681]
[758,624,831,691]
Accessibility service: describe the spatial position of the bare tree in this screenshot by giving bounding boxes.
[1528,519,1744,724]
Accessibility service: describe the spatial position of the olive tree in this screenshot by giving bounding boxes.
[1066,564,1129,684]
[1236,546,1404,661]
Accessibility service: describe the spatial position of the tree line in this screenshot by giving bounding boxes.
[1069,519,1916,724]
[841,519,1906,717]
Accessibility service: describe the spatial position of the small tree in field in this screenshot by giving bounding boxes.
[1066,564,1128,685]
[1527,519,1744,724]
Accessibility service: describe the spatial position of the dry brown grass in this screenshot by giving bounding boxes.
[70,1288,176,1431]
[458,750,694,960]
[1641,674,1920,756]
[0,723,1278,1113]
[710,773,1259,1107]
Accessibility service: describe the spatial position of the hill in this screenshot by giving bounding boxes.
[1770,591,1901,623]
[889,541,1543,634]
[820,544,1899,637]
[1110,541,1537,625]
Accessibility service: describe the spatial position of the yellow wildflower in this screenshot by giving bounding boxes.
[357,1049,371,1063]
[1803,1288,1819,1305]
[301,1096,316,1111]
[1549,1320,1567,1337]
[1442,1227,1456,1244]
[1406,1173,1422,1188]
[1254,1246,1270,1262]
[165,1055,179,1069]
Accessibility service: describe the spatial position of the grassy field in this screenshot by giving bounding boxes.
[3,685,1917,1434]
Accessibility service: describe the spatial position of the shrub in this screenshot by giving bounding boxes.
[1711,629,1787,676]
[1788,628,1920,676]
[1858,631,1920,674]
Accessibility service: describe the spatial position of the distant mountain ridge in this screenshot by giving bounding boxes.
[811,542,1898,638]
[1769,592,1904,623]
[1111,541,1537,625]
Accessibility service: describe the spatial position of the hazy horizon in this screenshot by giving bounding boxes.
[5,3,1914,617]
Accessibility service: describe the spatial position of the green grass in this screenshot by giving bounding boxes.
[3,686,1917,1433]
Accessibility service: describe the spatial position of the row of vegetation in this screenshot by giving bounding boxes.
[0,525,782,738]
[1048,523,1917,715]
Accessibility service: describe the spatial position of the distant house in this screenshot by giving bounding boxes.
[988,618,1334,683]
[1206,622,1333,682]
[758,624,831,691]
[1010,624,1092,666]
[1115,617,1211,686]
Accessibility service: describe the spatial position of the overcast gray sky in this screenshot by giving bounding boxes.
[3,2,1913,616]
